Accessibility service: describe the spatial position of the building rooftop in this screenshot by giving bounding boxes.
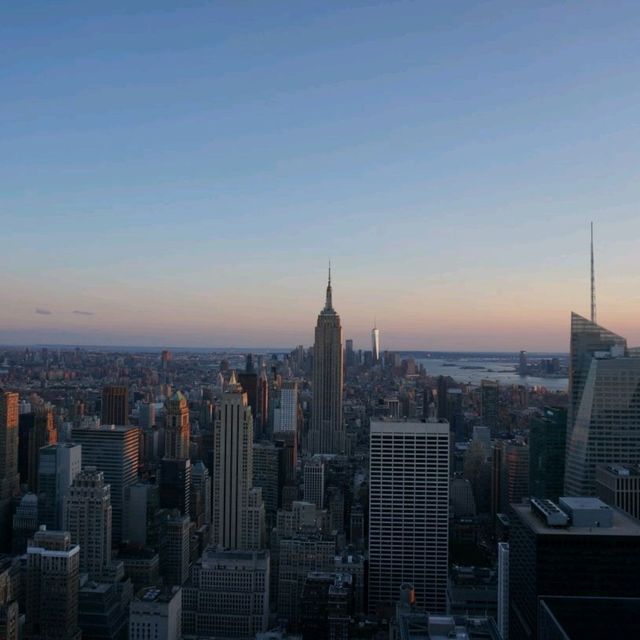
[513,500,640,537]
[134,586,181,603]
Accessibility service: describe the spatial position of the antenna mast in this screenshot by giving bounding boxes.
[590,222,596,323]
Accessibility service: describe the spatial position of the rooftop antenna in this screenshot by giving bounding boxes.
[590,222,596,323]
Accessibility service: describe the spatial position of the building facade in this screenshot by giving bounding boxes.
[368,420,450,613]
[64,467,112,578]
[564,313,640,496]
[71,425,139,544]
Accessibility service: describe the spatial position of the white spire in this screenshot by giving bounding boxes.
[591,221,596,323]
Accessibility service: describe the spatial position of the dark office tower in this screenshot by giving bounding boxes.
[19,406,57,492]
[529,408,567,501]
[519,350,528,376]
[253,441,280,517]
[273,430,297,485]
[564,313,640,496]
[157,510,190,586]
[12,493,39,554]
[26,528,81,640]
[308,268,344,455]
[245,353,256,373]
[71,425,139,544]
[505,442,529,505]
[257,368,269,436]
[164,391,190,460]
[481,380,500,437]
[510,497,640,639]
[238,371,259,437]
[159,458,191,516]
[63,467,112,578]
[345,339,354,367]
[101,385,128,426]
[38,443,82,530]
[436,376,448,420]
[0,391,20,552]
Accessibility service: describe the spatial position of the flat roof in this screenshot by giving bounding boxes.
[512,503,640,537]
[370,419,450,435]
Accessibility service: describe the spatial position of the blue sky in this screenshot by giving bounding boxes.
[2,1,640,350]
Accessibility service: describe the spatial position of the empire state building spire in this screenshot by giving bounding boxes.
[325,262,333,311]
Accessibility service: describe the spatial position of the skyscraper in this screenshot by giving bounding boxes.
[510,497,640,639]
[368,420,450,613]
[18,406,57,492]
[26,528,81,640]
[38,443,82,530]
[564,313,640,496]
[101,385,128,426]
[0,391,20,551]
[371,322,380,364]
[273,381,298,433]
[212,372,259,549]
[308,268,344,455]
[529,407,567,501]
[71,425,139,544]
[164,391,190,460]
[63,467,112,578]
[481,380,500,437]
[182,548,269,637]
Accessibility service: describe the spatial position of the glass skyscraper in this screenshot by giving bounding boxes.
[564,312,640,496]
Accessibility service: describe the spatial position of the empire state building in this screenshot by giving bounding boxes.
[308,268,344,455]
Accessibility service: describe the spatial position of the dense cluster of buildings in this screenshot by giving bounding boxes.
[1,273,640,639]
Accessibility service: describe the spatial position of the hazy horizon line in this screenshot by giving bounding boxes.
[0,342,568,357]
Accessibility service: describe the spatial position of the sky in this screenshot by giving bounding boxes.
[2,0,640,351]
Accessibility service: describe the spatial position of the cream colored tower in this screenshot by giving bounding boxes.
[212,373,264,549]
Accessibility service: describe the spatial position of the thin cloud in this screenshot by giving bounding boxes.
[73,310,95,316]
[35,308,52,315]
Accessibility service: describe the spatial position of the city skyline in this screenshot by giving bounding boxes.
[3,2,640,350]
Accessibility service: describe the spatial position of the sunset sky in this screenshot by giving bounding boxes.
[2,1,640,351]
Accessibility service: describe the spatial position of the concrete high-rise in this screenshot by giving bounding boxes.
[182,548,269,638]
[368,420,450,613]
[212,372,259,549]
[308,269,344,455]
[371,322,380,364]
[164,391,190,460]
[0,391,20,551]
[38,443,82,530]
[64,467,112,578]
[101,385,128,426]
[564,313,640,496]
[26,528,81,640]
[129,586,182,640]
[71,425,139,544]
[303,457,325,510]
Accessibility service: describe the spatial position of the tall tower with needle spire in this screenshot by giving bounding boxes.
[308,265,344,455]
[590,221,596,323]
[371,318,380,364]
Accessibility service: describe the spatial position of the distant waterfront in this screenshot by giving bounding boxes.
[414,356,568,392]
